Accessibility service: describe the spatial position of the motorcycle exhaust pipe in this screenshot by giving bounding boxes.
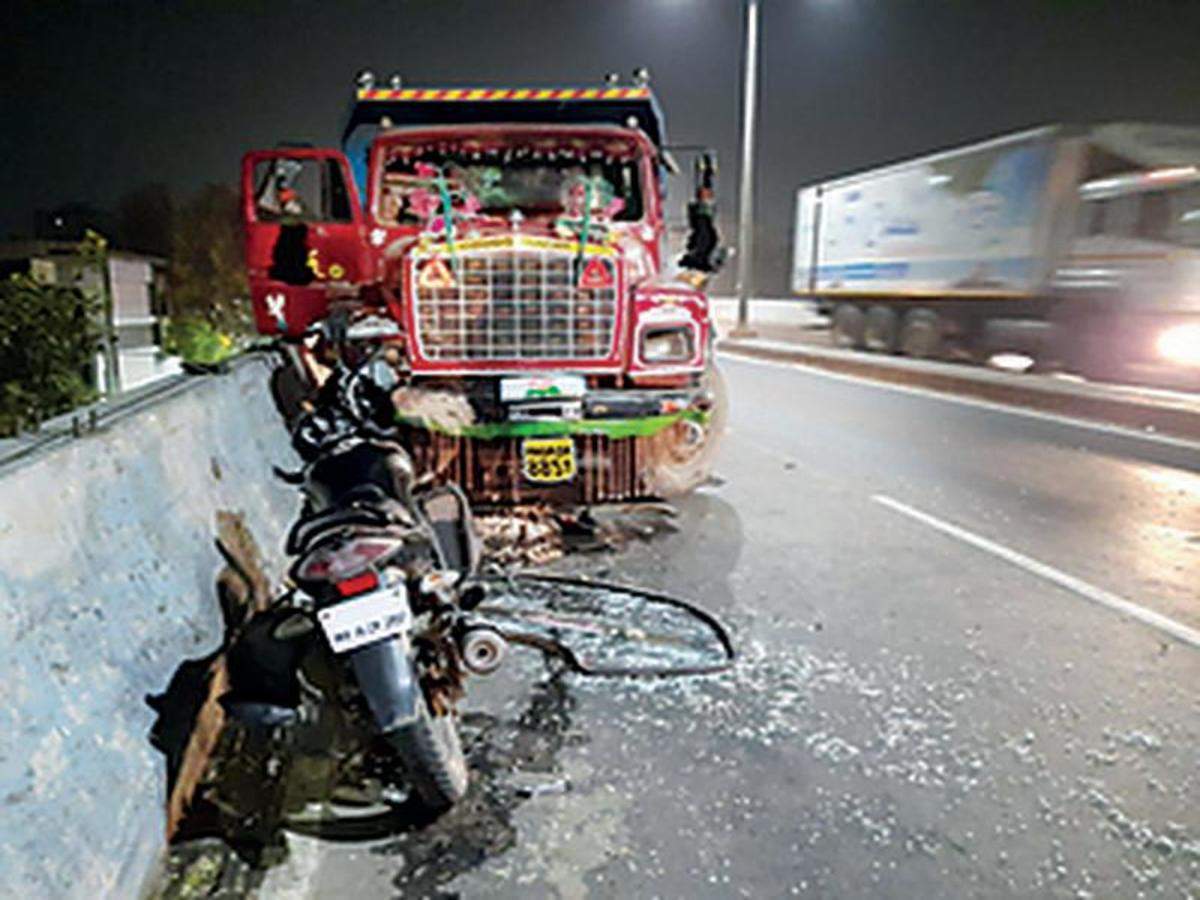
[459,627,507,676]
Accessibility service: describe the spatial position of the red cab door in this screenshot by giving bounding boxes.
[241,148,371,336]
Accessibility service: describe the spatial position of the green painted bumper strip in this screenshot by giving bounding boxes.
[397,409,708,440]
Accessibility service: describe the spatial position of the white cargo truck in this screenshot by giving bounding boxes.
[792,123,1200,387]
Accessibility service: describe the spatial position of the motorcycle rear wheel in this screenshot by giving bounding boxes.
[387,696,468,812]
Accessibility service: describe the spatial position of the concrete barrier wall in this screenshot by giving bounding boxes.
[0,355,296,898]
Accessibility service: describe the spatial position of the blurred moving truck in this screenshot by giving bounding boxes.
[791,124,1200,388]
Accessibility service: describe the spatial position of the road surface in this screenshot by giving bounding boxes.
[225,353,1200,898]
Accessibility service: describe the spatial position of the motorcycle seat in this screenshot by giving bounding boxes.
[287,497,392,556]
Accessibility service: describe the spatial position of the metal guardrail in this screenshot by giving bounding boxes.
[0,353,270,476]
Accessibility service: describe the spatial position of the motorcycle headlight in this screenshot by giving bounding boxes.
[1156,323,1200,366]
[640,326,694,363]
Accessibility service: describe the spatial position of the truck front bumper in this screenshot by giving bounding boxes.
[400,385,711,439]
[397,387,714,506]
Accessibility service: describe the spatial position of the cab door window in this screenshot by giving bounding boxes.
[253,158,353,223]
[1083,194,1139,239]
[1134,190,1170,242]
[1165,185,1200,247]
[1078,199,1105,237]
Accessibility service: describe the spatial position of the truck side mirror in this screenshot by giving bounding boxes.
[678,150,723,275]
[693,152,717,201]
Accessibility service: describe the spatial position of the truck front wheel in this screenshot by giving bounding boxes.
[646,364,729,497]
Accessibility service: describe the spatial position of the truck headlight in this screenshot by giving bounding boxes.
[640,326,694,363]
[1156,323,1200,366]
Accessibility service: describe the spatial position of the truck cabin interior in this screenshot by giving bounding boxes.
[372,130,648,228]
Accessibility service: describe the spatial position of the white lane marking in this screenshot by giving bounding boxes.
[872,494,1200,651]
[718,350,1200,455]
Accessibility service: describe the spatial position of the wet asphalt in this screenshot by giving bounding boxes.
[248,354,1200,899]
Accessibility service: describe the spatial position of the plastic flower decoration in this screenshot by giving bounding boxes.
[407,188,439,220]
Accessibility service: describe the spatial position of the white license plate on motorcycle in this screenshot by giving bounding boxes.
[317,585,411,654]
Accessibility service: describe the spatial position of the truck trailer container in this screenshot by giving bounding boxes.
[792,123,1200,388]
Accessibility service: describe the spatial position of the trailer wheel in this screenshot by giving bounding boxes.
[831,304,866,349]
[863,306,899,353]
[898,309,943,359]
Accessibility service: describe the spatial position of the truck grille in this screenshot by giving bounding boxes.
[411,248,618,362]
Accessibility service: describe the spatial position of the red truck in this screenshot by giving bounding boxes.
[241,73,725,506]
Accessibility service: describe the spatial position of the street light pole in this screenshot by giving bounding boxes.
[732,0,760,337]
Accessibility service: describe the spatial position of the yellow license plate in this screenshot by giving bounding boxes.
[521,437,577,484]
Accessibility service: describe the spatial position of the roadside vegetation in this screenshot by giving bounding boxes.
[0,272,102,437]
[117,181,252,365]
[0,184,251,436]
[163,184,252,366]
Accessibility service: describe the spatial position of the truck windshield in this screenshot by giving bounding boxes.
[378,143,644,226]
[1083,185,1200,247]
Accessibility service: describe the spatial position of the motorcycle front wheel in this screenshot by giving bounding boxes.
[387,695,468,812]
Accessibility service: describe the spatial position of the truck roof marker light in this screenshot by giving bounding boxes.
[355,69,376,90]
[419,258,457,289]
[579,257,613,289]
[353,86,650,102]
[388,74,403,90]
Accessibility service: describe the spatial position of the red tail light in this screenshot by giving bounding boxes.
[336,571,380,597]
[296,537,404,582]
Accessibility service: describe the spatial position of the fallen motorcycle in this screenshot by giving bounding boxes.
[221,358,504,815]
[215,350,735,833]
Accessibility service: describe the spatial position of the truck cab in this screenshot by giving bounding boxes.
[241,76,725,505]
[1052,165,1200,385]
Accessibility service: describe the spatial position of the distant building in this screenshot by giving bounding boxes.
[0,240,181,391]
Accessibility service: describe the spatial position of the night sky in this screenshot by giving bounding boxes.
[6,0,1200,294]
